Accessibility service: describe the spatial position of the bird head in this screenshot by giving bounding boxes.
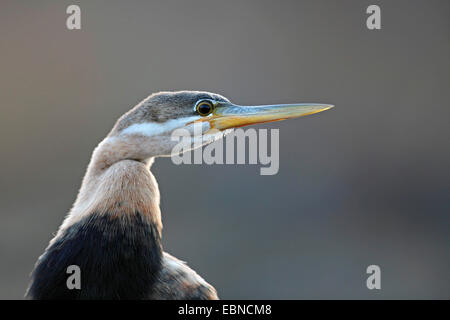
[100,91,333,164]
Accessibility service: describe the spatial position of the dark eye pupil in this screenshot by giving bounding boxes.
[198,103,211,115]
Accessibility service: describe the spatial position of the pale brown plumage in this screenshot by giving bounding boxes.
[27,91,225,299]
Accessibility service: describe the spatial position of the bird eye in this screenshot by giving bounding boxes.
[196,100,214,116]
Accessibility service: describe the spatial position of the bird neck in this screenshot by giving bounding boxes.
[60,138,163,236]
[28,140,165,299]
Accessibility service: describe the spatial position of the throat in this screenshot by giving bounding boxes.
[28,212,163,299]
[65,157,163,235]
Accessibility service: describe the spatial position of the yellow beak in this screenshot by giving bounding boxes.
[199,102,334,131]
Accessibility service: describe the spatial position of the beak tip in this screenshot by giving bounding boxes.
[322,104,334,112]
[313,104,334,113]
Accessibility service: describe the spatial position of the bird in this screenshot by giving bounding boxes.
[26,90,332,300]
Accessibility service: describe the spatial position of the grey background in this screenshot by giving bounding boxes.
[0,0,449,299]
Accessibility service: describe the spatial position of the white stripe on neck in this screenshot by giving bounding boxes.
[121,117,199,137]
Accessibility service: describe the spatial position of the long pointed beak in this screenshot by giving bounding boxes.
[201,102,334,131]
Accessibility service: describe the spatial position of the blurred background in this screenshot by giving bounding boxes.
[0,0,449,299]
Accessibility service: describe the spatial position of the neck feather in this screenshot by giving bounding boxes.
[28,139,165,299]
[60,138,162,233]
